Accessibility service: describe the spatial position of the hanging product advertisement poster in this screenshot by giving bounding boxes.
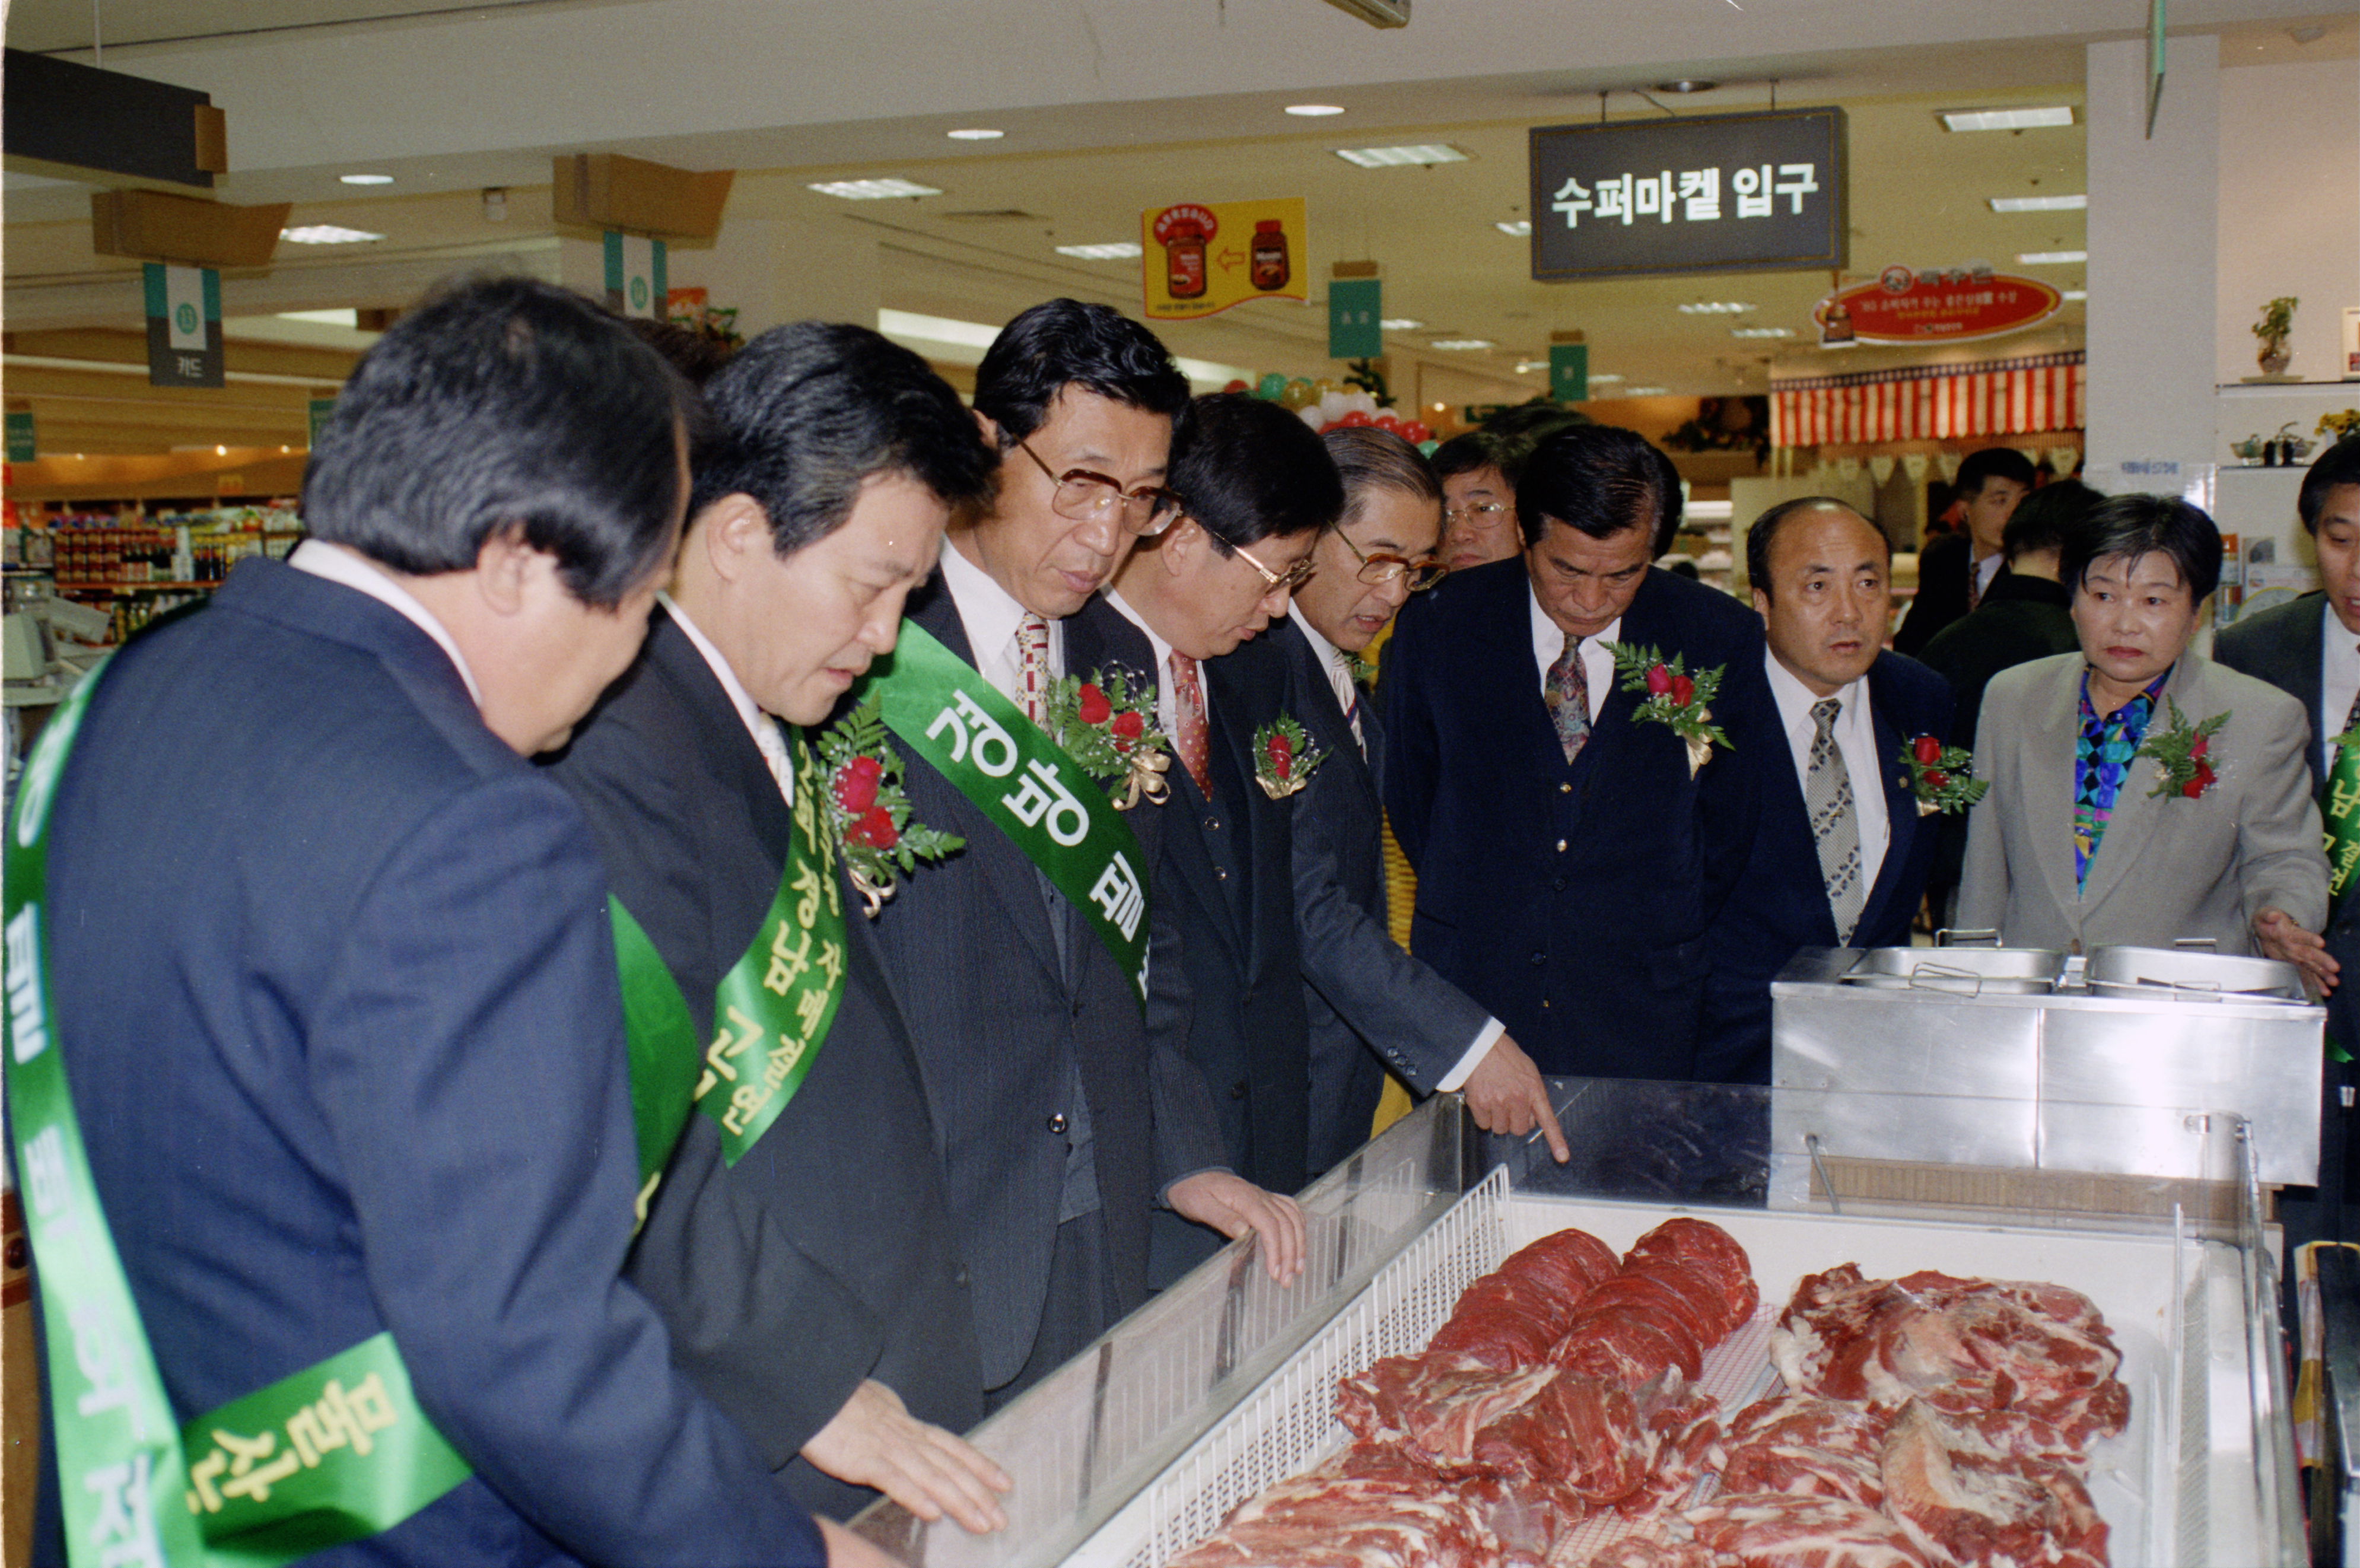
[1814,265,2063,345]
[1527,107,1846,281]
[1141,198,1308,321]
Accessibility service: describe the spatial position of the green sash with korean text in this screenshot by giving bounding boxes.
[2323,733,2360,1062]
[3,657,472,1568]
[610,733,848,1204]
[854,621,1152,1006]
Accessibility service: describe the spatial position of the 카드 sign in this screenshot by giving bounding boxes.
[1527,108,1847,281]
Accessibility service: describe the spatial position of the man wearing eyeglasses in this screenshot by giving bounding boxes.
[1274,429,1571,1175]
[877,301,1303,1408]
[1433,431,1523,571]
[1105,392,1332,1282]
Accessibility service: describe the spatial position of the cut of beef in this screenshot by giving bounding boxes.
[1337,1354,1557,1465]
[1627,1218,1762,1328]
[1683,1492,1932,1567]
[1573,1538,1726,1567]
[1611,1375,1726,1522]
[1557,1306,1704,1385]
[1166,1473,1499,1568]
[1876,1401,2108,1568]
[1470,1373,1652,1501]
[1427,1227,1622,1369]
[1715,1393,1895,1509]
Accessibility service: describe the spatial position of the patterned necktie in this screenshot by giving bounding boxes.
[1169,651,1214,799]
[1806,697,1868,943]
[1544,632,1591,764]
[1014,612,1051,724]
[1333,647,1366,758]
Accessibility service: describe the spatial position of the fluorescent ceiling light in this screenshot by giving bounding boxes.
[1380,317,1423,330]
[1335,144,1468,167]
[1989,193,2087,212]
[877,308,1001,365]
[1496,221,1531,237]
[945,128,1003,141]
[1173,355,1255,390]
[1429,338,1494,351]
[1678,301,1754,315]
[1588,373,1626,386]
[1942,106,2076,132]
[1730,327,1793,339]
[1286,104,1346,117]
[1054,242,1142,260]
[2063,289,2089,301]
[280,225,383,244]
[1624,387,1669,396]
[2017,250,2087,265]
[809,177,942,199]
[277,308,360,326]
[338,173,393,186]
[1514,361,1547,373]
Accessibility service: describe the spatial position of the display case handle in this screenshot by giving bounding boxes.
[1934,927,2001,947]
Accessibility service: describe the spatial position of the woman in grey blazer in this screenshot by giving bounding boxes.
[1960,494,2330,965]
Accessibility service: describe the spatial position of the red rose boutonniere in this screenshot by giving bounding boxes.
[1252,714,1325,800]
[817,695,965,917]
[2137,699,2228,800]
[1604,641,1732,777]
[1899,733,1989,816]
[1042,666,1172,809]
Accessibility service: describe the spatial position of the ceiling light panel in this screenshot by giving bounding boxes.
[280,225,383,244]
[1678,301,1755,315]
[1496,221,1531,237]
[1624,386,1669,396]
[2016,250,2087,265]
[945,128,1003,140]
[338,173,393,185]
[1941,106,2076,132]
[1054,242,1141,260]
[1334,144,1469,167]
[1380,318,1423,330]
[1587,374,1626,385]
[808,177,942,199]
[1286,104,1346,117]
[1429,338,1494,350]
[1989,194,2087,212]
[1730,327,1794,339]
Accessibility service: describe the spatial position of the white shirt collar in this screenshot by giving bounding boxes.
[1289,600,1344,673]
[660,593,793,806]
[937,533,1063,698]
[1526,581,1618,719]
[289,539,483,705]
[1104,589,1187,737]
[1764,648,1870,744]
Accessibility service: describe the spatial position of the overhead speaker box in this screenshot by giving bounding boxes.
[1320,0,1410,27]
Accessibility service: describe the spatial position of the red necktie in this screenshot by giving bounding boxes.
[1169,651,1213,798]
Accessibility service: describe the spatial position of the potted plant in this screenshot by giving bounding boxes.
[2254,295,2298,377]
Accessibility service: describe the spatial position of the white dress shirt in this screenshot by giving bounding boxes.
[664,595,793,807]
[1284,605,1502,1092]
[1527,585,1615,721]
[1972,549,2005,604]
[2322,602,2360,776]
[1286,604,1362,752]
[1764,650,1891,896]
[938,536,1064,703]
[290,539,482,705]
[1104,591,1197,737]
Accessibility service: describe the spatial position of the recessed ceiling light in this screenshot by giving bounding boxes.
[1989,193,2087,212]
[1624,386,1669,396]
[1380,317,1424,330]
[946,128,1003,141]
[1588,373,1626,386]
[808,177,943,200]
[338,173,393,186]
[2063,289,2089,301]
[280,225,383,244]
[276,308,360,326]
[1653,79,1718,94]
[1941,106,2076,132]
[1335,144,1470,167]
[1496,220,1531,237]
[1429,338,1495,351]
[1678,301,1755,315]
[1286,104,1346,117]
[1730,326,1794,339]
[1054,242,1142,260]
[2016,250,2087,265]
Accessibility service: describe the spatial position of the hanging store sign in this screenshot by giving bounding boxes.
[1328,277,1382,360]
[143,263,222,388]
[1527,108,1847,281]
[7,413,36,463]
[604,231,667,319]
[1815,266,2062,346]
[1141,198,1308,322]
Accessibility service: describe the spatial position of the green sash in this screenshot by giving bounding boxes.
[856,621,1152,1004]
[4,657,471,1567]
[2324,734,2360,1062]
[612,733,849,1208]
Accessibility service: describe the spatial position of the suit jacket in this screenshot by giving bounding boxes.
[1915,573,2079,755]
[543,610,983,1518]
[1262,615,1490,1173]
[1382,560,1774,1079]
[866,577,1226,1388]
[1697,651,1954,1085]
[1958,650,2329,952]
[1894,530,2007,658]
[30,561,818,1568]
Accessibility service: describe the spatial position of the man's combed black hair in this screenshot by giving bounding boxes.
[972,298,1190,446]
[303,274,694,607]
[2000,479,2101,564]
[1744,497,1890,603]
[1515,424,1684,555]
[691,322,995,556]
[2062,492,2222,605]
[1167,393,1344,551]
[1955,446,2038,498]
[2300,434,2360,533]
[1429,430,1506,484]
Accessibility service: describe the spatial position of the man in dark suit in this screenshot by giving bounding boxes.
[1893,447,2037,656]
[21,280,845,1566]
[1699,498,1954,1084]
[2213,431,2360,1237]
[1274,427,1566,1173]
[1105,395,1332,1280]
[1383,425,1773,1080]
[547,324,1012,1528]
[868,301,1303,1408]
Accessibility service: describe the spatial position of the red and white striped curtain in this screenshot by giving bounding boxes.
[1768,352,2084,449]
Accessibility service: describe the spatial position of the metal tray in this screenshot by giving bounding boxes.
[1841,944,2064,995]
[2085,944,2307,1003]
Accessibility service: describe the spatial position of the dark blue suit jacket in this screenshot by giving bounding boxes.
[1696,650,1954,1084]
[28,560,819,1566]
[1382,560,1773,1079]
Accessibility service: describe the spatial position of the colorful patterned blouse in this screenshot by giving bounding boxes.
[2072,667,2171,892]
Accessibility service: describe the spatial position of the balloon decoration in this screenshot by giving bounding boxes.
[1238,374,1432,447]
[1223,379,1250,395]
[1255,373,1289,401]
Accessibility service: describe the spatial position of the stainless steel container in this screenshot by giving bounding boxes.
[1840,944,2065,995]
[2085,944,2308,1001]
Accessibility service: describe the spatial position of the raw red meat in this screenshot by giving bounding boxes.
[1611,1374,1727,1522]
[1337,1354,1557,1464]
[1575,1540,1726,1568]
[1877,1401,2108,1568]
[1715,1392,1895,1508]
[1470,1373,1651,1500]
[1557,1308,1704,1385]
[1684,1491,1932,1567]
[1506,1226,1623,1300]
[1566,1274,1715,1369]
[1427,1227,1622,1369]
[1627,1218,1763,1327]
[1166,1472,1499,1568]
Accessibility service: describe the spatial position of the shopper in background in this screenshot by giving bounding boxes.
[1430,430,1522,571]
[1107,393,1329,1281]
[1383,424,1771,1082]
[872,300,1300,1410]
[1893,446,2038,656]
[1698,498,1952,1084]
[1272,427,1567,1170]
[17,278,848,1567]
[1960,493,2329,963]
[545,324,1010,1528]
